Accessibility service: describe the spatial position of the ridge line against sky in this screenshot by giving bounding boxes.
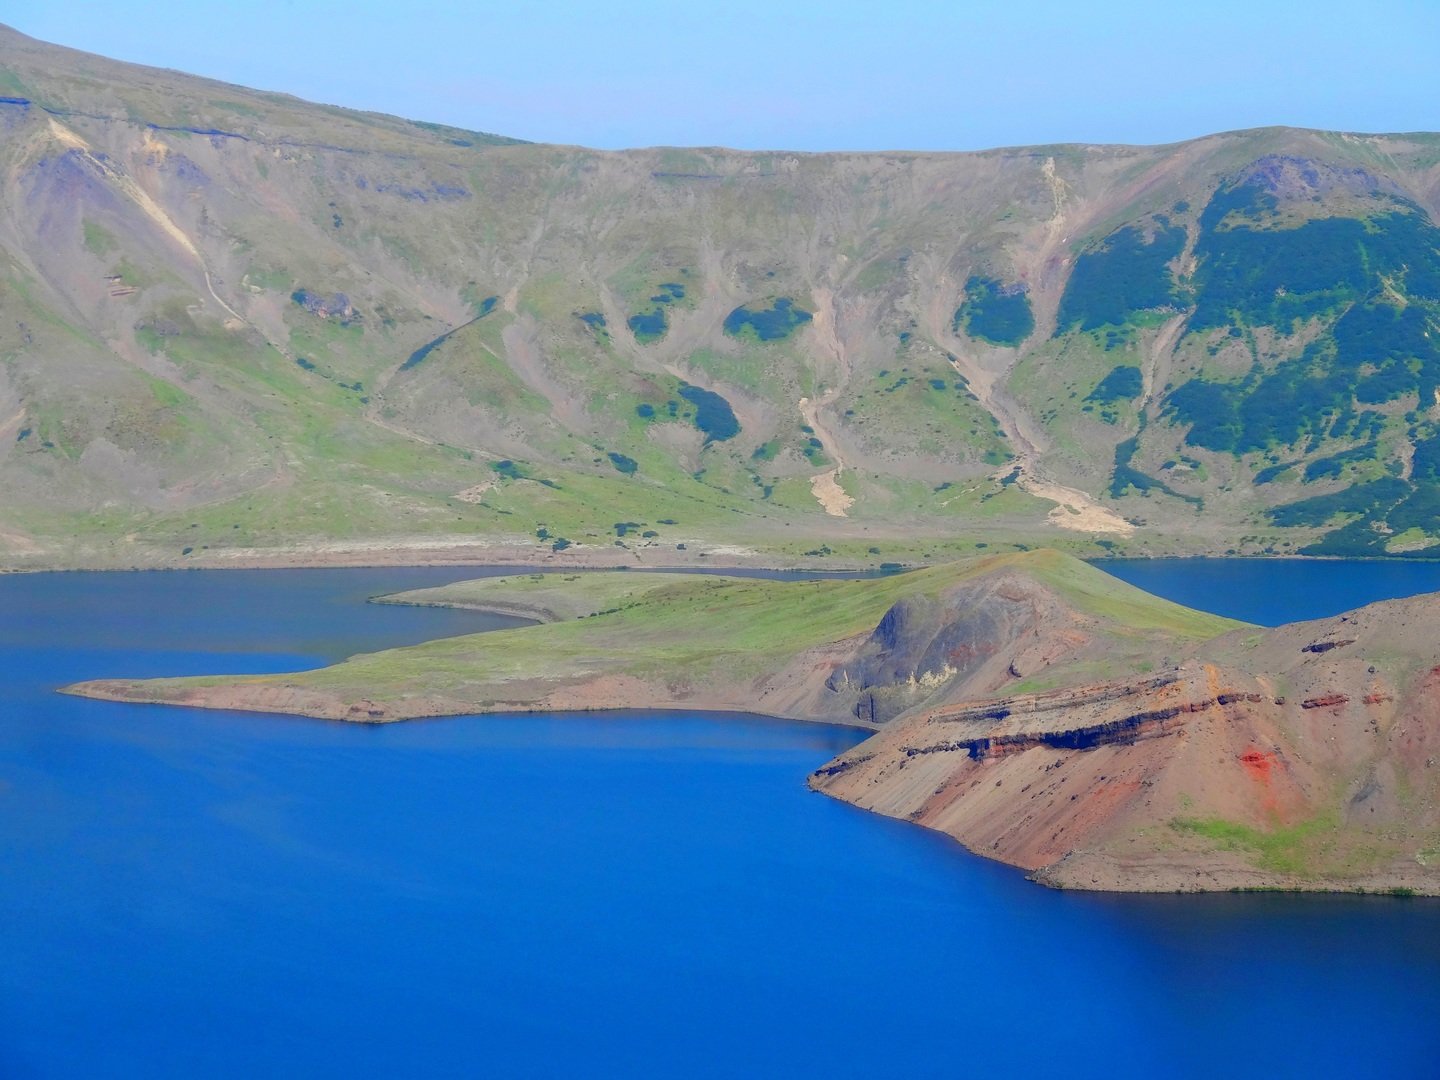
[12,1,1440,153]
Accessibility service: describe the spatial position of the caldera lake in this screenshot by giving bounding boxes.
[2,562,1439,1077]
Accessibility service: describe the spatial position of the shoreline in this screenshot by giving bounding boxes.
[58,679,884,733]
[10,544,1440,576]
[809,784,1440,897]
[59,677,1440,897]
[0,542,887,576]
[46,549,1440,898]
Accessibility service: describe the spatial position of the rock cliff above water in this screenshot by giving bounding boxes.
[812,595,1440,893]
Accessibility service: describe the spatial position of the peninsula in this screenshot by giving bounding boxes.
[65,550,1440,894]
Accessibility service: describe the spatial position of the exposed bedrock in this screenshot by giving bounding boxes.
[813,591,1440,893]
[824,572,1091,723]
[903,688,1267,760]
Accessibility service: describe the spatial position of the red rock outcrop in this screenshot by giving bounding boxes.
[812,593,1440,893]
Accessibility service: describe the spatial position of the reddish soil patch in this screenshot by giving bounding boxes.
[1239,747,1287,816]
[1239,747,1276,781]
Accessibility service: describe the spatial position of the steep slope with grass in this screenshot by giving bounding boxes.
[4,25,1440,567]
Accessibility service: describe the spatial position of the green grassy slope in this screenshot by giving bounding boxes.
[4,23,1440,567]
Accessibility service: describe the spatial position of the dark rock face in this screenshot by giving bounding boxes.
[291,289,354,320]
[828,574,1069,723]
[1302,639,1355,654]
[902,690,1265,760]
[1238,155,1396,200]
[26,149,121,214]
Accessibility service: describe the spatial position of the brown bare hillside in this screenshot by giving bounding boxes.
[813,594,1440,893]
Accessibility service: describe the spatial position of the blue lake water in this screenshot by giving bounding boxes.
[1094,556,1440,625]
[2,564,1439,1077]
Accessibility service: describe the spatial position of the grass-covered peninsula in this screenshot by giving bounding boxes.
[65,551,1239,725]
[65,550,1440,895]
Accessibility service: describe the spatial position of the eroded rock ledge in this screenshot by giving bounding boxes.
[903,690,1267,761]
[811,594,1440,894]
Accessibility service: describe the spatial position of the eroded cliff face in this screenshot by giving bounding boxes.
[812,572,1094,723]
[812,597,1440,893]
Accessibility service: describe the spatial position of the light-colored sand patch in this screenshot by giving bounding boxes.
[1017,472,1135,536]
[0,408,24,442]
[48,119,249,332]
[810,468,854,518]
[0,526,41,553]
[697,543,760,557]
[798,392,856,517]
[454,481,496,504]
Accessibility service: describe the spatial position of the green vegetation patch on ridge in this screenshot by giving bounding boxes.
[1056,219,1186,333]
[1263,476,1440,557]
[678,382,740,443]
[1087,365,1143,406]
[1190,181,1440,332]
[1166,299,1440,457]
[626,282,687,345]
[1165,183,1440,461]
[723,297,813,342]
[954,276,1034,346]
[1085,364,1144,425]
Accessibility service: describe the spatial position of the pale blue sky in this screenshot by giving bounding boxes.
[13,1,1439,151]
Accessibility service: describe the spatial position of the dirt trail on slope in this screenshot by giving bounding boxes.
[802,289,855,517]
[950,367,1135,535]
[45,117,450,462]
[1140,314,1187,408]
[501,320,586,428]
[47,119,249,331]
[918,155,1135,537]
[996,397,1134,536]
[801,390,854,517]
[933,339,1134,535]
[1041,156,1069,239]
[1018,472,1135,535]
